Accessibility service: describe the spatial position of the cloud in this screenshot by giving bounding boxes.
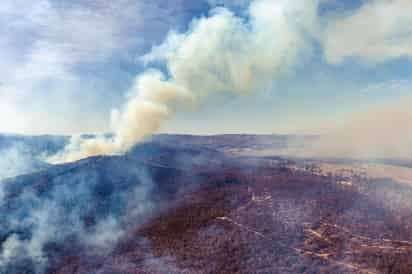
[53,0,319,162]
[2,0,412,137]
[206,0,251,9]
[322,0,412,64]
[0,0,209,135]
[360,79,412,94]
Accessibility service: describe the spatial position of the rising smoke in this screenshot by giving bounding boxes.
[52,0,319,163]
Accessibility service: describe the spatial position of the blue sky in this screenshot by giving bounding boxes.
[0,0,411,135]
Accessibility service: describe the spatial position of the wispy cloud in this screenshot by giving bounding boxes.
[0,0,208,134]
[206,0,251,9]
[322,0,412,64]
[2,0,412,137]
[360,79,412,94]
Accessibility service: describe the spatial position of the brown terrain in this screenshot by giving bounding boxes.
[46,157,412,274]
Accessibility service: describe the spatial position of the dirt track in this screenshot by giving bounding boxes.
[47,162,412,274]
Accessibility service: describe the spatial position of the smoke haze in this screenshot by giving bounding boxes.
[287,98,412,160]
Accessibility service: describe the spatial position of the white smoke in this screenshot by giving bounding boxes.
[0,144,35,180]
[0,235,24,269]
[53,0,319,163]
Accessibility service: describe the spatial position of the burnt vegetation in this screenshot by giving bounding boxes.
[1,136,412,273]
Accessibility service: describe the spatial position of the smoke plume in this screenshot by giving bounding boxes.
[53,0,319,163]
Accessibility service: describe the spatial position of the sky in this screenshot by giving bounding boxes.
[0,0,411,136]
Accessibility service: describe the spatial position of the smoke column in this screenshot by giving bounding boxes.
[53,0,319,163]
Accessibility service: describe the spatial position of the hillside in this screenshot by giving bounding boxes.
[1,135,412,273]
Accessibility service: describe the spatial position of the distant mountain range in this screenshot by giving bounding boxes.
[0,133,309,180]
